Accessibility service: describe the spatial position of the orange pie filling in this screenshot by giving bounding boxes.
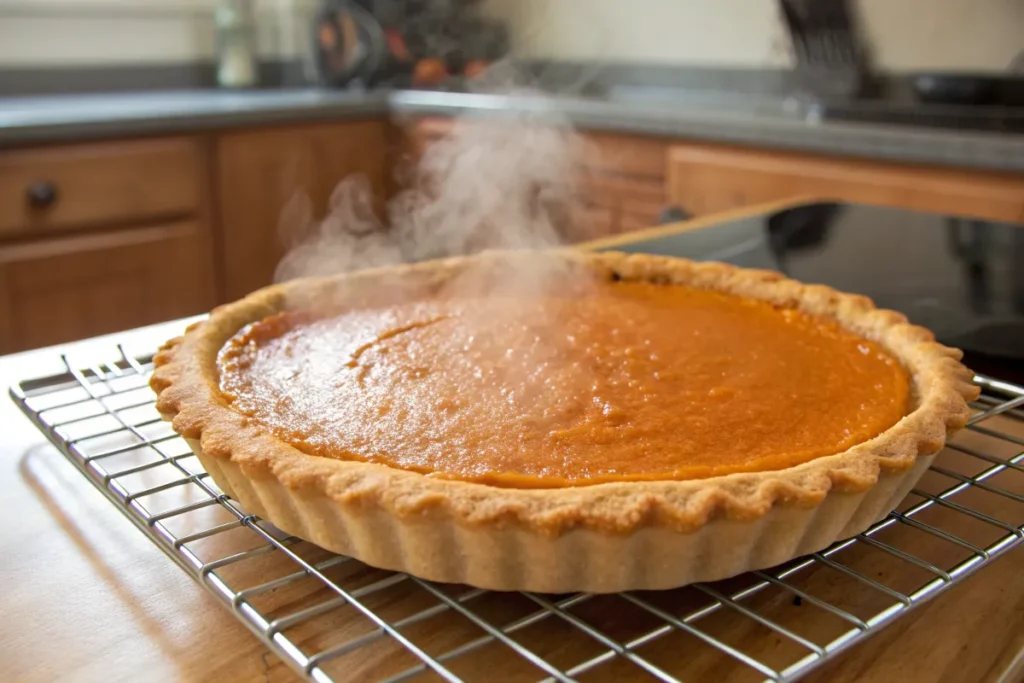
[216,281,910,488]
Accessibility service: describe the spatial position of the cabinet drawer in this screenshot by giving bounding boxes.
[0,138,202,239]
[0,220,216,353]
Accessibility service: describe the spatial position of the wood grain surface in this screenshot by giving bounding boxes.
[216,119,391,302]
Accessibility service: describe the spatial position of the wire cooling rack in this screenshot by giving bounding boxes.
[9,346,1024,682]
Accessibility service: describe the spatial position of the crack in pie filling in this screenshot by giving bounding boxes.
[152,251,978,591]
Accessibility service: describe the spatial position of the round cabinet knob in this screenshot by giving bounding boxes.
[26,180,58,209]
[658,205,690,224]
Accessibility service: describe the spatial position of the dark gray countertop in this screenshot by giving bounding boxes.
[0,89,389,144]
[2,87,1023,173]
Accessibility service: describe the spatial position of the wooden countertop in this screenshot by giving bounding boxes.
[3,217,1024,682]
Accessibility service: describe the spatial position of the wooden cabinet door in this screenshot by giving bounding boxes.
[216,120,390,301]
[0,221,217,353]
[668,142,1024,223]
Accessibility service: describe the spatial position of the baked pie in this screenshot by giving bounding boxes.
[151,251,978,592]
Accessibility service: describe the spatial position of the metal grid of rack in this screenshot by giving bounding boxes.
[10,346,1024,682]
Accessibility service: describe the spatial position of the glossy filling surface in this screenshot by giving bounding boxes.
[217,281,910,487]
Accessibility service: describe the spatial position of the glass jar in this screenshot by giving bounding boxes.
[215,0,258,88]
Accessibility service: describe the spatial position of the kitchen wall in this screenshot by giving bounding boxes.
[483,0,789,69]
[482,0,1024,72]
[0,0,1021,72]
[0,0,313,65]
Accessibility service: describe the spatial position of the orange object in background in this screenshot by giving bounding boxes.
[384,28,410,63]
[413,58,448,86]
[464,60,490,79]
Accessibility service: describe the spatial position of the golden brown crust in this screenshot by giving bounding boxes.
[150,250,978,537]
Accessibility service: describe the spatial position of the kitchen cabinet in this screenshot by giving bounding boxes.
[0,136,217,353]
[0,220,216,353]
[408,117,1024,228]
[216,119,391,301]
[667,142,1024,223]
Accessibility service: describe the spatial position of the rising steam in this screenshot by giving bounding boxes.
[274,75,595,285]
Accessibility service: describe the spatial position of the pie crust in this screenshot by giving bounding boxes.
[151,250,978,592]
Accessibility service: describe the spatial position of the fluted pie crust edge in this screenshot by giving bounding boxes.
[150,250,979,592]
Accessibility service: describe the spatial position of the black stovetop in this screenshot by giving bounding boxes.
[602,202,1024,363]
[818,98,1024,133]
